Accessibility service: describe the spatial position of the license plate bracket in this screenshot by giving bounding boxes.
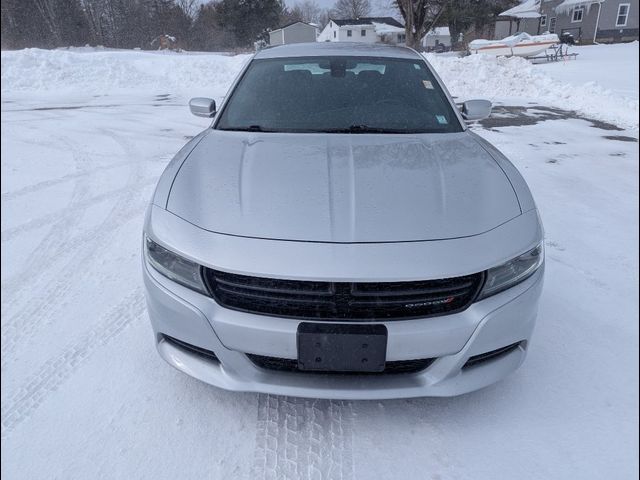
[297,323,387,373]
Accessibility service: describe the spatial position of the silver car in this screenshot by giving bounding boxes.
[142,42,544,399]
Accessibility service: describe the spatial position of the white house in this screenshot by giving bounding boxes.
[317,17,406,44]
[422,26,451,51]
[269,21,319,45]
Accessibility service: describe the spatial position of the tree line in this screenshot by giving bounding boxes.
[1,0,517,51]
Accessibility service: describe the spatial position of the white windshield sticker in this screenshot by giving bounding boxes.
[422,80,434,89]
[435,115,448,124]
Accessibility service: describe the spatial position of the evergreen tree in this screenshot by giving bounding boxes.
[216,0,285,47]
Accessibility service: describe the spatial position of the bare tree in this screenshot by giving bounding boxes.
[2,0,295,51]
[79,0,121,46]
[317,8,330,27]
[373,0,400,17]
[442,0,516,49]
[32,0,62,43]
[3,0,90,47]
[331,0,372,19]
[296,0,322,23]
[176,0,198,19]
[395,0,448,49]
[282,4,304,24]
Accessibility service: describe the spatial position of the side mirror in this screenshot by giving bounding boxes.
[189,97,216,118]
[461,99,492,121]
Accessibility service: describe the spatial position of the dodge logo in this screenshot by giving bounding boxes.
[404,296,455,308]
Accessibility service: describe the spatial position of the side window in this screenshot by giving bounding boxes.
[347,30,352,37]
[616,3,630,26]
[361,29,366,36]
[333,31,336,38]
[540,15,547,27]
[549,17,556,33]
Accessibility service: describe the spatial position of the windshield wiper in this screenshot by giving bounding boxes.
[218,125,274,132]
[219,125,422,134]
[318,125,408,134]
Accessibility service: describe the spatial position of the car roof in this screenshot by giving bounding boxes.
[254,42,421,60]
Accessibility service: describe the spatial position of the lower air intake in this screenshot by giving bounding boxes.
[247,354,434,375]
[463,342,522,369]
[163,335,219,362]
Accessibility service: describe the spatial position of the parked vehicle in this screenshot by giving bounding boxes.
[143,42,544,399]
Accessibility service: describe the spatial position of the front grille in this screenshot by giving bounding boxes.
[247,354,435,375]
[202,269,484,321]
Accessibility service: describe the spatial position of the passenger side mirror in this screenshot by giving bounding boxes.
[461,99,492,121]
[189,97,216,118]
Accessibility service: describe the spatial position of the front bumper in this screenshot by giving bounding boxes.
[143,258,543,400]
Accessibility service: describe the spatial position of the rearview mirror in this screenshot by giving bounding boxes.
[189,97,216,118]
[461,99,492,121]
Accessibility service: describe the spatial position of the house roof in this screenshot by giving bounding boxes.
[330,17,404,28]
[272,21,318,33]
[499,0,541,18]
[371,21,405,34]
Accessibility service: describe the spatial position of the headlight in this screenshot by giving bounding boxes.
[478,242,544,300]
[144,235,207,294]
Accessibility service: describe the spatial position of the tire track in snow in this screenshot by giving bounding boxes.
[0,197,148,299]
[1,134,95,317]
[1,128,158,303]
[1,157,156,202]
[0,178,156,243]
[252,394,355,480]
[1,128,148,366]
[0,288,145,439]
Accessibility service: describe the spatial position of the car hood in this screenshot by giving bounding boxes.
[166,130,521,243]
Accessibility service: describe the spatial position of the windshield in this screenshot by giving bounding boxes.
[216,56,463,134]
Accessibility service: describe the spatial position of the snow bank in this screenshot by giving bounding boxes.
[1,48,250,98]
[1,45,637,130]
[425,50,639,131]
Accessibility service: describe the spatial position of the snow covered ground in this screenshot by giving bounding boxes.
[1,43,638,479]
[425,41,639,131]
[537,42,639,100]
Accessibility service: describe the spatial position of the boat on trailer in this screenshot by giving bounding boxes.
[469,32,560,57]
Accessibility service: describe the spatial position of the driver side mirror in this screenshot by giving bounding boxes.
[461,99,492,121]
[189,97,216,118]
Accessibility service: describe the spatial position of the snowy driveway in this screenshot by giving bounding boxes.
[2,45,638,480]
[2,92,637,480]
